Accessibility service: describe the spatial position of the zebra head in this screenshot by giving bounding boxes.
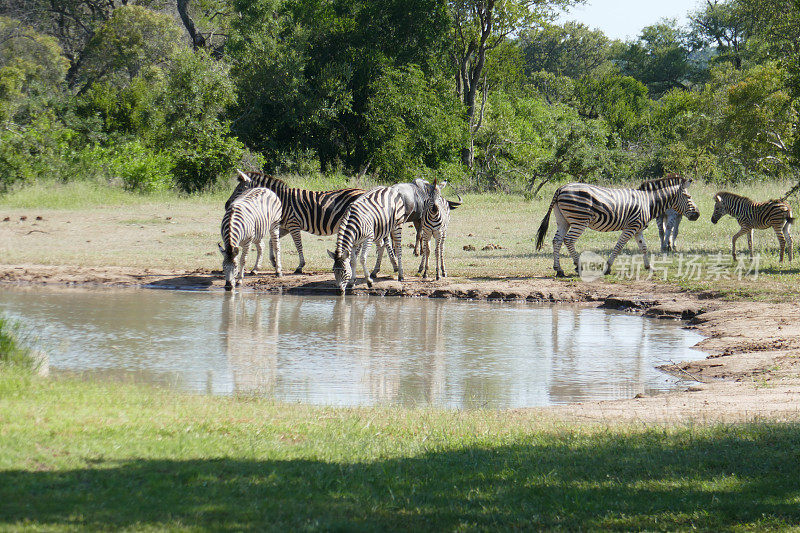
[669,179,700,221]
[422,180,449,228]
[218,242,241,290]
[327,249,352,294]
[711,193,727,224]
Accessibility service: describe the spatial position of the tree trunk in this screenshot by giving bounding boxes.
[176,0,205,50]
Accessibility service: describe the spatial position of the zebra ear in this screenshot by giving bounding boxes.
[327,249,336,260]
[437,180,447,191]
[714,194,722,202]
[217,242,225,255]
[232,246,240,257]
[236,170,252,184]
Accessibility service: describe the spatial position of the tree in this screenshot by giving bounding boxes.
[449,0,575,167]
[364,65,466,183]
[688,0,752,70]
[613,20,693,96]
[520,21,611,79]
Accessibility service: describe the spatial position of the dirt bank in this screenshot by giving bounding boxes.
[2,262,799,424]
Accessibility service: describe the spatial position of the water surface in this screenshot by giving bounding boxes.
[0,286,705,408]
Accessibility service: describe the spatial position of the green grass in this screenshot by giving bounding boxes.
[2,373,800,531]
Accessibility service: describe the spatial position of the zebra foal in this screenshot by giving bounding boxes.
[418,180,451,280]
[711,192,794,262]
[228,171,365,273]
[535,176,700,277]
[219,188,283,290]
[328,187,406,293]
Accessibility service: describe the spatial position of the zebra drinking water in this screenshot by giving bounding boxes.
[328,187,407,293]
[219,187,283,290]
[710,192,794,262]
[535,175,700,277]
[227,171,365,273]
[418,180,451,280]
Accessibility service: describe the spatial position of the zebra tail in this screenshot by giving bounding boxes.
[535,199,555,251]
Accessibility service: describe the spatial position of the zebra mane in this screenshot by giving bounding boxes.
[238,171,288,191]
[717,191,754,203]
[638,174,686,191]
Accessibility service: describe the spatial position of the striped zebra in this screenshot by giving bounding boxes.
[327,186,406,293]
[535,176,700,277]
[218,188,283,290]
[711,192,794,262]
[228,170,365,273]
[417,180,451,280]
[656,208,682,252]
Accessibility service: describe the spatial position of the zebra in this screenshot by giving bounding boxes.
[535,176,700,277]
[327,186,406,293]
[227,170,365,274]
[711,192,794,262]
[656,208,682,252]
[391,178,463,256]
[371,179,462,277]
[417,180,451,280]
[219,187,283,290]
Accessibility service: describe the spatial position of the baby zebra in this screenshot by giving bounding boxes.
[219,188,283,290]
[711,192,794,262]
[328,187,406,293]
[418,180,451,280]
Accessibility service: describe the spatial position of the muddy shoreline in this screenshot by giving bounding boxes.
[2,263,799,423]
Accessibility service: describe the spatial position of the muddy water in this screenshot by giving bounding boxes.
[0,286,705,408]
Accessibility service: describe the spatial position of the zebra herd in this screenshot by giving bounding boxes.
[219,171,460,291]
[220,170,795,290]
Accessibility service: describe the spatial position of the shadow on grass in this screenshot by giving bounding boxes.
[2,425,800,530]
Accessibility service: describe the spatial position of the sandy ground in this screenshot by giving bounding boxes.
[2,262,799,424]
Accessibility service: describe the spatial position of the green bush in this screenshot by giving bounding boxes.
[111,141,174,192]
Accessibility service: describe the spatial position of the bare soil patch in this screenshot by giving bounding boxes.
[2,262,799,424]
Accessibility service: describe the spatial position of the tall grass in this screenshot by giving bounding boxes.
[0,315,38,370]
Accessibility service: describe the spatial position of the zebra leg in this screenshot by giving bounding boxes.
[385,236,399,272]
[635,230,650,270]
[657,215,667,252]
[747,228,754,257]
[563,224,587,275]
[371,243,384,278]
[784,220,794,261]
[552,208,570,277]
[419,232,431,278]
[391,225,404,282]
[360,240,373,288]
[605,228,637,275]
[271,225,282,277]
[251,238,264,274]
[237,242,250,286]
[731,227,748,261]
[413,220,422,257]
[435,230,446,280]
[774,224,787,262]
[288,228,305,275]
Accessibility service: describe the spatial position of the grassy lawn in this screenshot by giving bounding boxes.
[2,370,800,531]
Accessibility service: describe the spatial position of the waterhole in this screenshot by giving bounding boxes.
[0,286,705,408]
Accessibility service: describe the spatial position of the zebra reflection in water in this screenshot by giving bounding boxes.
[220,292,280,396]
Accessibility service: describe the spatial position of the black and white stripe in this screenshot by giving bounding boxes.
[228,170,365,273]
[417,180,451,280]
[711,192,794,261]
[536,175,700,276]
[219,188,283,289]
[327,187,406,292]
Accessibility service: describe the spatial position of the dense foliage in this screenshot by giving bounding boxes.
[0,0,797,193]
